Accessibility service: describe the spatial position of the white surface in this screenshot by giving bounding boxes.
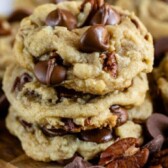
[0,0,14,16]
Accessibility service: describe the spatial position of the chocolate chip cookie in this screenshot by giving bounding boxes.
[6,106,144,161]
[3,64,149,130]
[115,0,168,40]
[14,1,153,95]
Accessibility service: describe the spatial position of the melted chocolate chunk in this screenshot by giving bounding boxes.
[61,118,80,132]
[41,125,67,137]
[101,52,118,78]
[55,86,97,103]
[90,4,120,26]
[154,37,168,66]
[50,0,71,4]
[8,9,31,23]
[18,118,34,132]
[12,73,32,92]
[144,135,164,154]
[79,128,113,143]
[45,8,77,30]
[34,57,67,86]
[81,0,104,26]
[146,113,168,139]
[0,20,11,36]
[110,105,128,126]
[64,156,93,168]
[79,25,109,53]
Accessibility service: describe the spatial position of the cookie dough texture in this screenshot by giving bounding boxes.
[115,0,168,39]
[6,106,143,161]
[14,2,153,95]
[153,54,168,110]
[3,64,148,128]
[0,22,18,78]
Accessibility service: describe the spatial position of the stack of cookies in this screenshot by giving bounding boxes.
[3,0,154,162]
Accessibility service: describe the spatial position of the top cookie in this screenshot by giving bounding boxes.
[14,0,153,95]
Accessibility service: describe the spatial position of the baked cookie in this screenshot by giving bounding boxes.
[6,106,143,161]
[153,53,168,112]
[0,20,17,78]
[3,63,149,130]
[14,1,153,95]
[115,0,168,40]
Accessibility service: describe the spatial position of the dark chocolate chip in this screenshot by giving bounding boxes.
[110,105,128,126]
[18,118,34,132]
[34,58,67,86]
[100,52,118,78]
[8,9,31,23]
[161,0,168,3]
[0,20,11,36]
[80,0,104,26]
[61,118,80,132]
[146,113,168,139]
[45,8,77,30]
[154,37,168,66]
[144,135,165,154]
[12,73,32,92]
[41,125,67,137]
[79,128,112,143]
[50,0,70,3]
[79,25,109,53]
[90,4,120,26]
[64,156,92,168]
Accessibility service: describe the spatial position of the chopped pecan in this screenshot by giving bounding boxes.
[100,52,118,78]
[99,138,149,168]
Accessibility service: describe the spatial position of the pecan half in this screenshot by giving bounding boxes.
[100,52,118,78]
[99,138,149,168]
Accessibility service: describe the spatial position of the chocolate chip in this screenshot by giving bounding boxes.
[34,58,67,86]
[64,156,92,168]
[80,0,105,26]
[18,118,34,132]
[154,37,168,66]
[146,113,168,139]
[50,0,70,3]
[45,8,77,30]
[79,128,112,143]
[161,0,168,3]
[100,52,118,78]
[90,4,120,26]
[12,73,32,92]
[41,125,67,137]
[110,105,128,126]
[79,25,109,53]
[61,118,80,132]
[144,135,165,154]
[8,9,31,23]
[0,20,11,36]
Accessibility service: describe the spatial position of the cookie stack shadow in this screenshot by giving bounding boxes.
[3,0,154,162]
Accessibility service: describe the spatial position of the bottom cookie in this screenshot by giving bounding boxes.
[6,106,144,162]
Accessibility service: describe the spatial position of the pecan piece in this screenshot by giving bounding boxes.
[100,52,118,78]
[99,138,149,168]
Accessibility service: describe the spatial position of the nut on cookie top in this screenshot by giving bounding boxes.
[14,0,154,95]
